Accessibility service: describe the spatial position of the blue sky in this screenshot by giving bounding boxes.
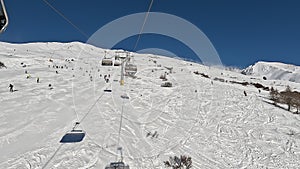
[0,0,300,68]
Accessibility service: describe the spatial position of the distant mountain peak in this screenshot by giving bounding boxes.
[242,61,300,83]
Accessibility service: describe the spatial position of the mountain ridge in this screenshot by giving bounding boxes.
[242,61,300,83]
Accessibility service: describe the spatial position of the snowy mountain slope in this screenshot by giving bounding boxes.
[242,61,300,83]
[0,42,300,168]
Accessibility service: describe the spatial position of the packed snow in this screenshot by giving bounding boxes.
[0,42,300,168]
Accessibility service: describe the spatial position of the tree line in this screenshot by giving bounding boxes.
[270,86,300,113]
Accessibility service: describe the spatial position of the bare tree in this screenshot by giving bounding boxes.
[270,87,279,105]
[271,86,300,113]
[280,86,293,111]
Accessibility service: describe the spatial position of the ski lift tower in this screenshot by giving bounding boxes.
[120,52,130,85]
[120,60,125,85]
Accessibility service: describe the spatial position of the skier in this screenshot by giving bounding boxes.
[244,91,247,96]
[37,77,40,83]
[8,84,13,92]
[48,84,53,90]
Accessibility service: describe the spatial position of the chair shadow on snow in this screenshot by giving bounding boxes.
[60,130,85,143]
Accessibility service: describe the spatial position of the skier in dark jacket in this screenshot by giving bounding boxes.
[9,84,13,92]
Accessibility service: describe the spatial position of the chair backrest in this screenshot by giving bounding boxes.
[0,0,8,34]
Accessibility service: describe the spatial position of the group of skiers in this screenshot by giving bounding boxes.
[9,70,42,92]
[103,74,111,83]
[9,61,113,93]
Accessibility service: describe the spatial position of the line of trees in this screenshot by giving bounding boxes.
[270,86,300,113]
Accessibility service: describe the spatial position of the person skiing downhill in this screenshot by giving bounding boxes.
[8,84,13,92]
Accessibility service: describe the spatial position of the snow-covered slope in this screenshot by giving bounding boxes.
[1,42,300,169]
[242,61,300,83]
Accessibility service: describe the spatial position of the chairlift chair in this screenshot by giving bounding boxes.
[60,122,85,143]
[114,59,121,66]
[105,162,130,169]
[60,129,86,143]
[102,58,113,66]
[115,51,127,60]
[120,94,129,99]
[105,147,130,169]
[124,62,137,76]
[124,52,137,76]
[161,82,172,87]
[101,51,113,66]
[60,129,85,143]
[104,89,112,92]
[0,0,9,34]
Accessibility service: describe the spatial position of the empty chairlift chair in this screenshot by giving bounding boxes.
[161,82,172,87]
[60,129,86,143]
[101,51,113,66]
[102,58,113,66]
[114,59,121,66]
[105,147,130,169]
[60,122,86,143]
[105,162,130,169]
[114,51,127,67]
[124,62,137,76]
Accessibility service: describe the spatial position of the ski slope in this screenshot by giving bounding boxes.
[0,42,300,168]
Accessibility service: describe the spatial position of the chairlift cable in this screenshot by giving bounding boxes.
[41,144,64,169]
[117,100,124,147]
[42,0,89,38]
[133,0,154,51]
[116,99,125,161]
[79,91,106,124]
